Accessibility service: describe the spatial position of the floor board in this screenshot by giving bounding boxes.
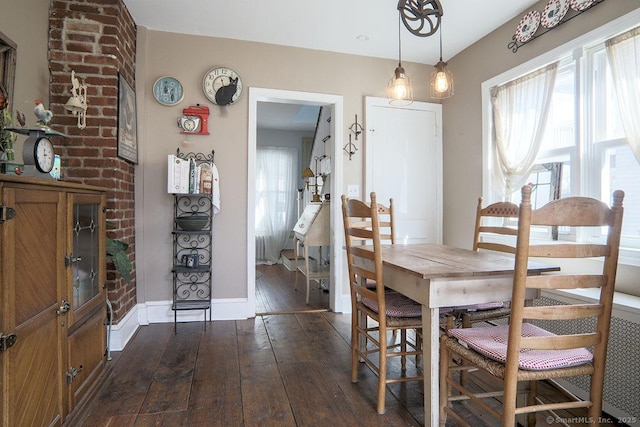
[78,264,621,426]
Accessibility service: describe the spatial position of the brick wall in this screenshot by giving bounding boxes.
[48,0,137,322]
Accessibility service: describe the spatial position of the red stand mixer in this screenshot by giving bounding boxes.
[178,104,210,135]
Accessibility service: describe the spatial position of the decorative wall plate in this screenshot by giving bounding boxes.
[570,0,595,11]
[515,10,541,43]
[541,0,570,28]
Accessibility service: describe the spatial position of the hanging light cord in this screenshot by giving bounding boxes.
[397,12,402,67]
[438,20,443,62]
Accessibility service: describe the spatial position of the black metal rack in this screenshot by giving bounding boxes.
[170,149,215,333]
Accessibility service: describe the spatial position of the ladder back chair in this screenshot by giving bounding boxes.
[439,186,624,427]
[341,192,423,415]
[446,198,519,329]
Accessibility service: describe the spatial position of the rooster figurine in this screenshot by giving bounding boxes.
[34,98,53,126]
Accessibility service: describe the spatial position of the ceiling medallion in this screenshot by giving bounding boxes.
[397,0,443,37]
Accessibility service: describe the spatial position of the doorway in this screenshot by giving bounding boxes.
[247,88,344,316]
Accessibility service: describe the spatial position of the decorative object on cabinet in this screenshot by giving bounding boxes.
[64,70,88,129]
[202,66,243,106]
[397,0,443,37]
[33,98,53,126]
[430,18,454,99]
[508,0,605,53]
[293,201,331,304]
[178,104,210,135]
[170,148,215,333]
[388,10,413,106]
[117,74,138,164]
[4,126,65,179]
[152,76,184,106]
[0,175,110,426]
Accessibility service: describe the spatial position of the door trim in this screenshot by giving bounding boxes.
[248,88,344,315]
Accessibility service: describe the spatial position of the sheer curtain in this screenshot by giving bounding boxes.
[491,62,558,197]
[255,146,298,264]
[606,26,640,164]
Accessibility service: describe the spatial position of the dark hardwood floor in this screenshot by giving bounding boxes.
[78,264,620,426]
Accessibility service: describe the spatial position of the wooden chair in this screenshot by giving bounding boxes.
[439,186,624,426]
[445,197,519,329]
[341,192,423,415]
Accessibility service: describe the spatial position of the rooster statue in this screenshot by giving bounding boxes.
[34,98,53,126]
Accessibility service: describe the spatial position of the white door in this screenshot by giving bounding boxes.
[365,97,442,244]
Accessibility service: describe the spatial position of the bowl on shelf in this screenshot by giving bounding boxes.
[175,214,208,231]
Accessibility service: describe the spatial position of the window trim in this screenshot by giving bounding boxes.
[482,8,640,267]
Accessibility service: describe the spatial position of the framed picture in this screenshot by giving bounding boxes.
[117,74,138,163]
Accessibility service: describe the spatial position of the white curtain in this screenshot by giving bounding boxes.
[255,146,298,264]
[491,62,558,198]
[606,26,640,164]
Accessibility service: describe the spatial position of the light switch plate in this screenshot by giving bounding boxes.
[347,185,359,197]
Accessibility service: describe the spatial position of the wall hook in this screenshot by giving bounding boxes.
[344,134,358,160]
[349,114,363,140]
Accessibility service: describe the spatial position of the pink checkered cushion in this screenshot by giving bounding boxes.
[448,323,593,371]
[362,291,422,318]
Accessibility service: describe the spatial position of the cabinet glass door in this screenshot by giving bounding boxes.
[72,201,101,309]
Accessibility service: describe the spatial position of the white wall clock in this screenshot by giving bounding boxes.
[202,66,243,106]
[153,76,184,106]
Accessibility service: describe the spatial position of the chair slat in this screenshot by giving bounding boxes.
[526,274,607,289]
[522,304,603,321]
[527,243,610,258]
[521,332,600,350]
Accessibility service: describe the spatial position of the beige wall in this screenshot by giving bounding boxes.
[444,0,640,295]
[134,29,432,304]
[0,0,50,150]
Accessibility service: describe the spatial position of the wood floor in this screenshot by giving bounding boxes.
[78,264,620,426]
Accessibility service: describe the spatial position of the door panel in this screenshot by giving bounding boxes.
[365,97,442,244]
[1,187,65,426]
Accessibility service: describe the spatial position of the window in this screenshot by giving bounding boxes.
[487,22,640,258]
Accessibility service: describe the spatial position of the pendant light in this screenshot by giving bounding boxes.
[430,20,453,99]
[388,11,413,106]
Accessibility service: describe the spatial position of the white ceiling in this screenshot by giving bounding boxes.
[123,0,538,66]
[123,0,539,131]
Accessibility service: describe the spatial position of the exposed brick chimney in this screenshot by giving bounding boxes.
[48,0,137,322]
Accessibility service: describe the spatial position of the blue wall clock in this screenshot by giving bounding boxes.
[153,76,185,106]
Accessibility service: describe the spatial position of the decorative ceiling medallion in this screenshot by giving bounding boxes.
[541,0,570,28]
[515,10,541,43]
[570,0,595,11]
[397,0,443,37]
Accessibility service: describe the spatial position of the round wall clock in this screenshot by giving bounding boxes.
[153,76,185,106]
[541,0,570,28]
[202,66,243,106]
[515,10,541,43]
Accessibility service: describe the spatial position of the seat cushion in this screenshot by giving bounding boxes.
[362,291,422,318]
[453,301,505,312]
[448,323,593,370]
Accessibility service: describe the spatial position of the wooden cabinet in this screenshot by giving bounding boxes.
[0,176,109,426]
[293,202,330,304]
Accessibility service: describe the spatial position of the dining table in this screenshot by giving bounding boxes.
[357,243,559,426]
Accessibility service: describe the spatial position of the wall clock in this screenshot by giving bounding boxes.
[153,76,184,106]
[202,66,243,106]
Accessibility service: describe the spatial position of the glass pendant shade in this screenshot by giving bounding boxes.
[388,65,413,106]
[430,60,454,99]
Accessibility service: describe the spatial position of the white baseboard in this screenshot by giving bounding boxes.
[108,298,253,351]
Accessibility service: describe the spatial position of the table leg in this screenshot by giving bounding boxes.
[422,304,440,427]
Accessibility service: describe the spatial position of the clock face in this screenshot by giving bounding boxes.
[202,67,243,106]
[35,137,55,173]
[153,76,185,106]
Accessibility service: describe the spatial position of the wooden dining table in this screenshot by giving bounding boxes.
[358,243,558,426]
